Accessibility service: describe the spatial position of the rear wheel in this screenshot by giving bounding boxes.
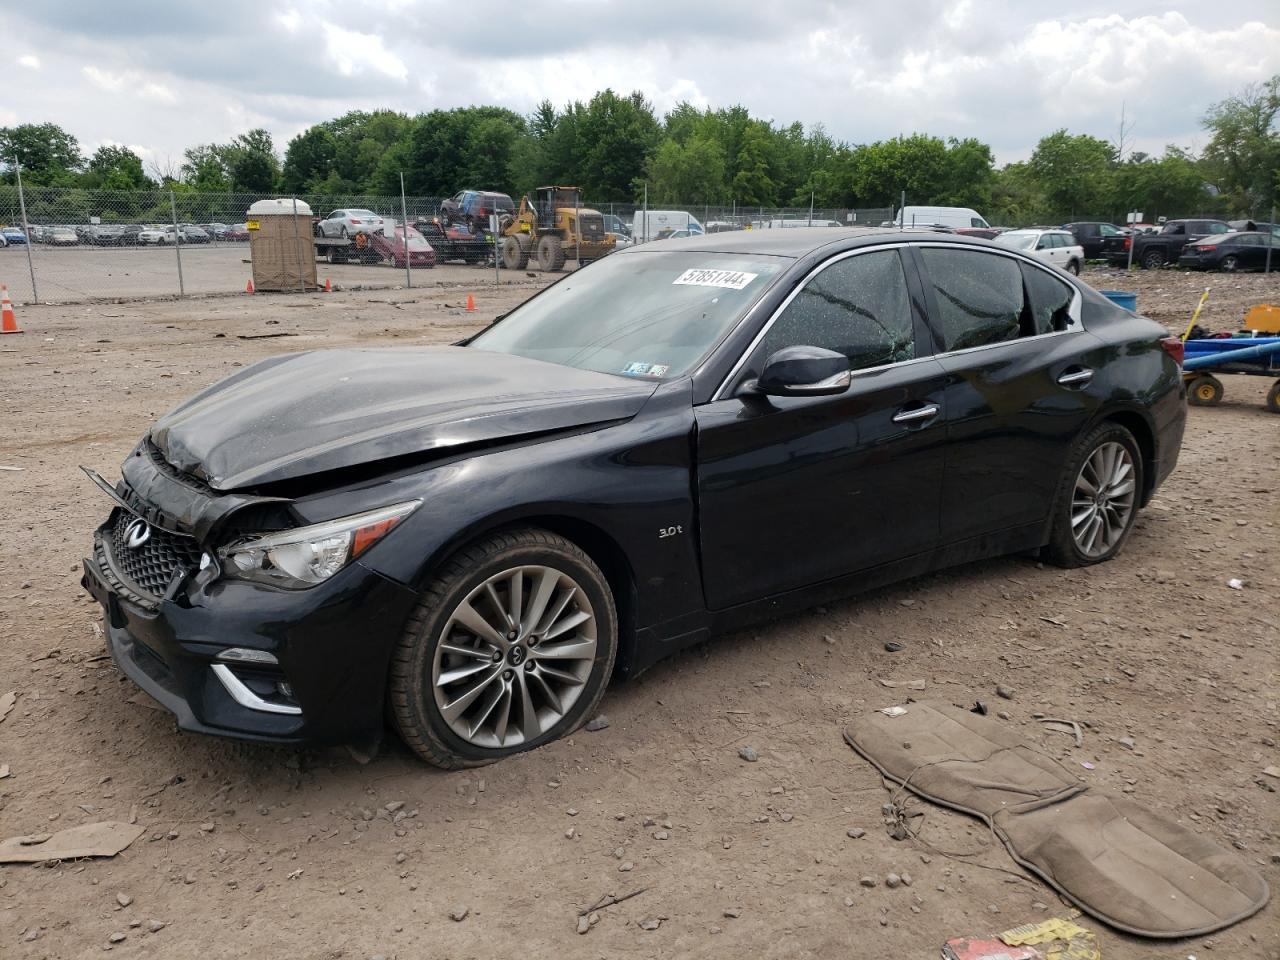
[1141,249,1166,269]
[1043,423,1143,568]
[1220,254,1239,272]
[1066,259,1081,275]
[537,234,566,271]
[388,528,617,768]
[1186,374,1224,406]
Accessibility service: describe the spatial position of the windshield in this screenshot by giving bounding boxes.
[469,251,785,379]
[392,226,431,250]
[994,232,1037,251]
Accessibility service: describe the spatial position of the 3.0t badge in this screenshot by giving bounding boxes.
[123,517,151,549]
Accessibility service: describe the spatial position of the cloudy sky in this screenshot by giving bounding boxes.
[4,1,1278,171]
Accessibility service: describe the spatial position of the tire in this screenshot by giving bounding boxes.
[537,234,566,271]
[1220,255,1239,272]
[1042,422,1144,568]
[1066,259,1081,275]
[388,527,618,768]
[501,236,529,271]
[1266,380,1280,414]
[339,226,349,240]
[1140,249,1166,269]
[1186,374,1224,406]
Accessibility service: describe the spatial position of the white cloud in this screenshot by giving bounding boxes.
[82,65,126,92]
[140,83,177,104]
[18,54,40,69]
[276,9,302,33]
[320,22,407,82]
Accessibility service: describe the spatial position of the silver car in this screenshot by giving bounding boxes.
[317,209,385,239]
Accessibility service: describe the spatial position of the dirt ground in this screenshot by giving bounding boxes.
[0,266,1276,959]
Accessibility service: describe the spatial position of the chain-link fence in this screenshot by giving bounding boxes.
[0,179,894,304]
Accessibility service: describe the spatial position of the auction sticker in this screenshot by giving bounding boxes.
[673,268,758,290]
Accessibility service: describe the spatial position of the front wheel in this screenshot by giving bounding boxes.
[388,528,617,768]
[1043,423,1143,568]
[1065,258,1080,275]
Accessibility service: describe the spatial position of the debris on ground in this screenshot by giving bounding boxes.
[738,746,758,762]
[584,715,610,732]
[879,678,926,690]
[0,690,14,723]
[0,821,144,863]
[1037,717,1085,747]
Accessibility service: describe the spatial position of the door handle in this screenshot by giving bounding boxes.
[892,403,939,424]
[1057,368,1094,386]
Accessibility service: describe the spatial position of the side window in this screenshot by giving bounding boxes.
[1100,223,1121,236]
[1035,235,1052,250]
[920,248,1026,351]
[1020,263,1074,334]
[756,250,914,372]
[1166,223,1185,235]
[1207,222,1229,234]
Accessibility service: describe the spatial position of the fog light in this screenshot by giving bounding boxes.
[216,647,278,665]
[277,681,294,700]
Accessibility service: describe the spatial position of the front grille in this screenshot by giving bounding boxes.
[105,510,203,601]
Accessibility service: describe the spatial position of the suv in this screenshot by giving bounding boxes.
[1063,222,1127,259]
[440,190,514,233]
[1103,219,1230,269]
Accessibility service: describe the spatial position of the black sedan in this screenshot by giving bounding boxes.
[82,230,1187,767]
[1178,231,1279,272]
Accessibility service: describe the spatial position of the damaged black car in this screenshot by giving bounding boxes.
[83,229,1186,767]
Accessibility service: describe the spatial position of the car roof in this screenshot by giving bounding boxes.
[616,226,967,258]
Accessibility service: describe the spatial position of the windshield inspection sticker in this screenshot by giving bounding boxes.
[673,268,758,290]
[622,362,670,378]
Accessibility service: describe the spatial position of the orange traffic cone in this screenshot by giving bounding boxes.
[245,279,255,294]
[465,293,476,312]
[0,285,22,335]
[324,277,332,293]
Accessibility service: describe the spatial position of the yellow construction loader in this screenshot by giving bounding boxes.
[499,186,615,271]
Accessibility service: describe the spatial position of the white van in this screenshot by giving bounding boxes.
[897,205,989,229]
[632,210,704,243]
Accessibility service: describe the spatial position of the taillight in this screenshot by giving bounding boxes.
[349,218,362,224]
[1123,236,1132,250]
[1160,337,1185,365]
[1198,245,1215,253]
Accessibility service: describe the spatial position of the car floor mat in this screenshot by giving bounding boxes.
[843,701,1269,939]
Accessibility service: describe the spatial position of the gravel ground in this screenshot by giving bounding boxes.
[0,268,1276,959]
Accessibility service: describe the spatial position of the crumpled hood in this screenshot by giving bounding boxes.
[150,347,657,490]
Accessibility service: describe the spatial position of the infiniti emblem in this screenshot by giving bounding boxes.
[124,517,152,549]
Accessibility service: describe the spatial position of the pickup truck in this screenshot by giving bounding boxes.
[1102,219,1230,269]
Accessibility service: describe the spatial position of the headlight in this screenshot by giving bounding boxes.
[218,500,420,588]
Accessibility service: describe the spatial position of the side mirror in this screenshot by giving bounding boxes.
[744,346,851,398]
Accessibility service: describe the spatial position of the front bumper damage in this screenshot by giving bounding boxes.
[80,450,421,749]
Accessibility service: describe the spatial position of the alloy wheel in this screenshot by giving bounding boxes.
[431,565,597,748]
[1070,442,1137,557]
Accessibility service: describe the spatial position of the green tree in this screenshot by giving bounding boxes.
[1027,130,1114,219]
[400,107,525,196]
[82,145,152,190]
[181,144,232,191]
[1201,75,1279,214]
[731,122,776,206]
[0,122,82,184]
[646,135,726,203]
[573,90,661,201]
[1109,147,1212,221]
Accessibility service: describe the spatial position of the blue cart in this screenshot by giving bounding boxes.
[1182,337,1280,412]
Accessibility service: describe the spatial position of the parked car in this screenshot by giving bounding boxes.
[224,224,251,241]
[375,222,437,268]
[897,205,990,229]
[994,229,1085,274]
[117,225,146,246]
[632,209,704,242]
[601,213,631,238]
[1063,222,1127,259]
[136,226,168,245]
[85,224,126,246]
[317,209,386,239]
[414,219,489,264]
[1,226,28,245]
[46,227,79,246]
[1177,231,1279,272]
[1228,220,1280,238]
[1102,219,1230,268]
[161,224,211,244]
[82,228,1186,767]
[440,191,515,233]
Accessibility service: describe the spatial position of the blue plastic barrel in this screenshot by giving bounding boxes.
[1099,290,1137,312]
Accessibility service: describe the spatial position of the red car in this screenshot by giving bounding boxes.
[224,223,251,241]
[372,223,436,268]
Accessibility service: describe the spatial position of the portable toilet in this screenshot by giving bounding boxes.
[246,198,319,292]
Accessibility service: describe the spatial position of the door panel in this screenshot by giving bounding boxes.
[695,360,948,609]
